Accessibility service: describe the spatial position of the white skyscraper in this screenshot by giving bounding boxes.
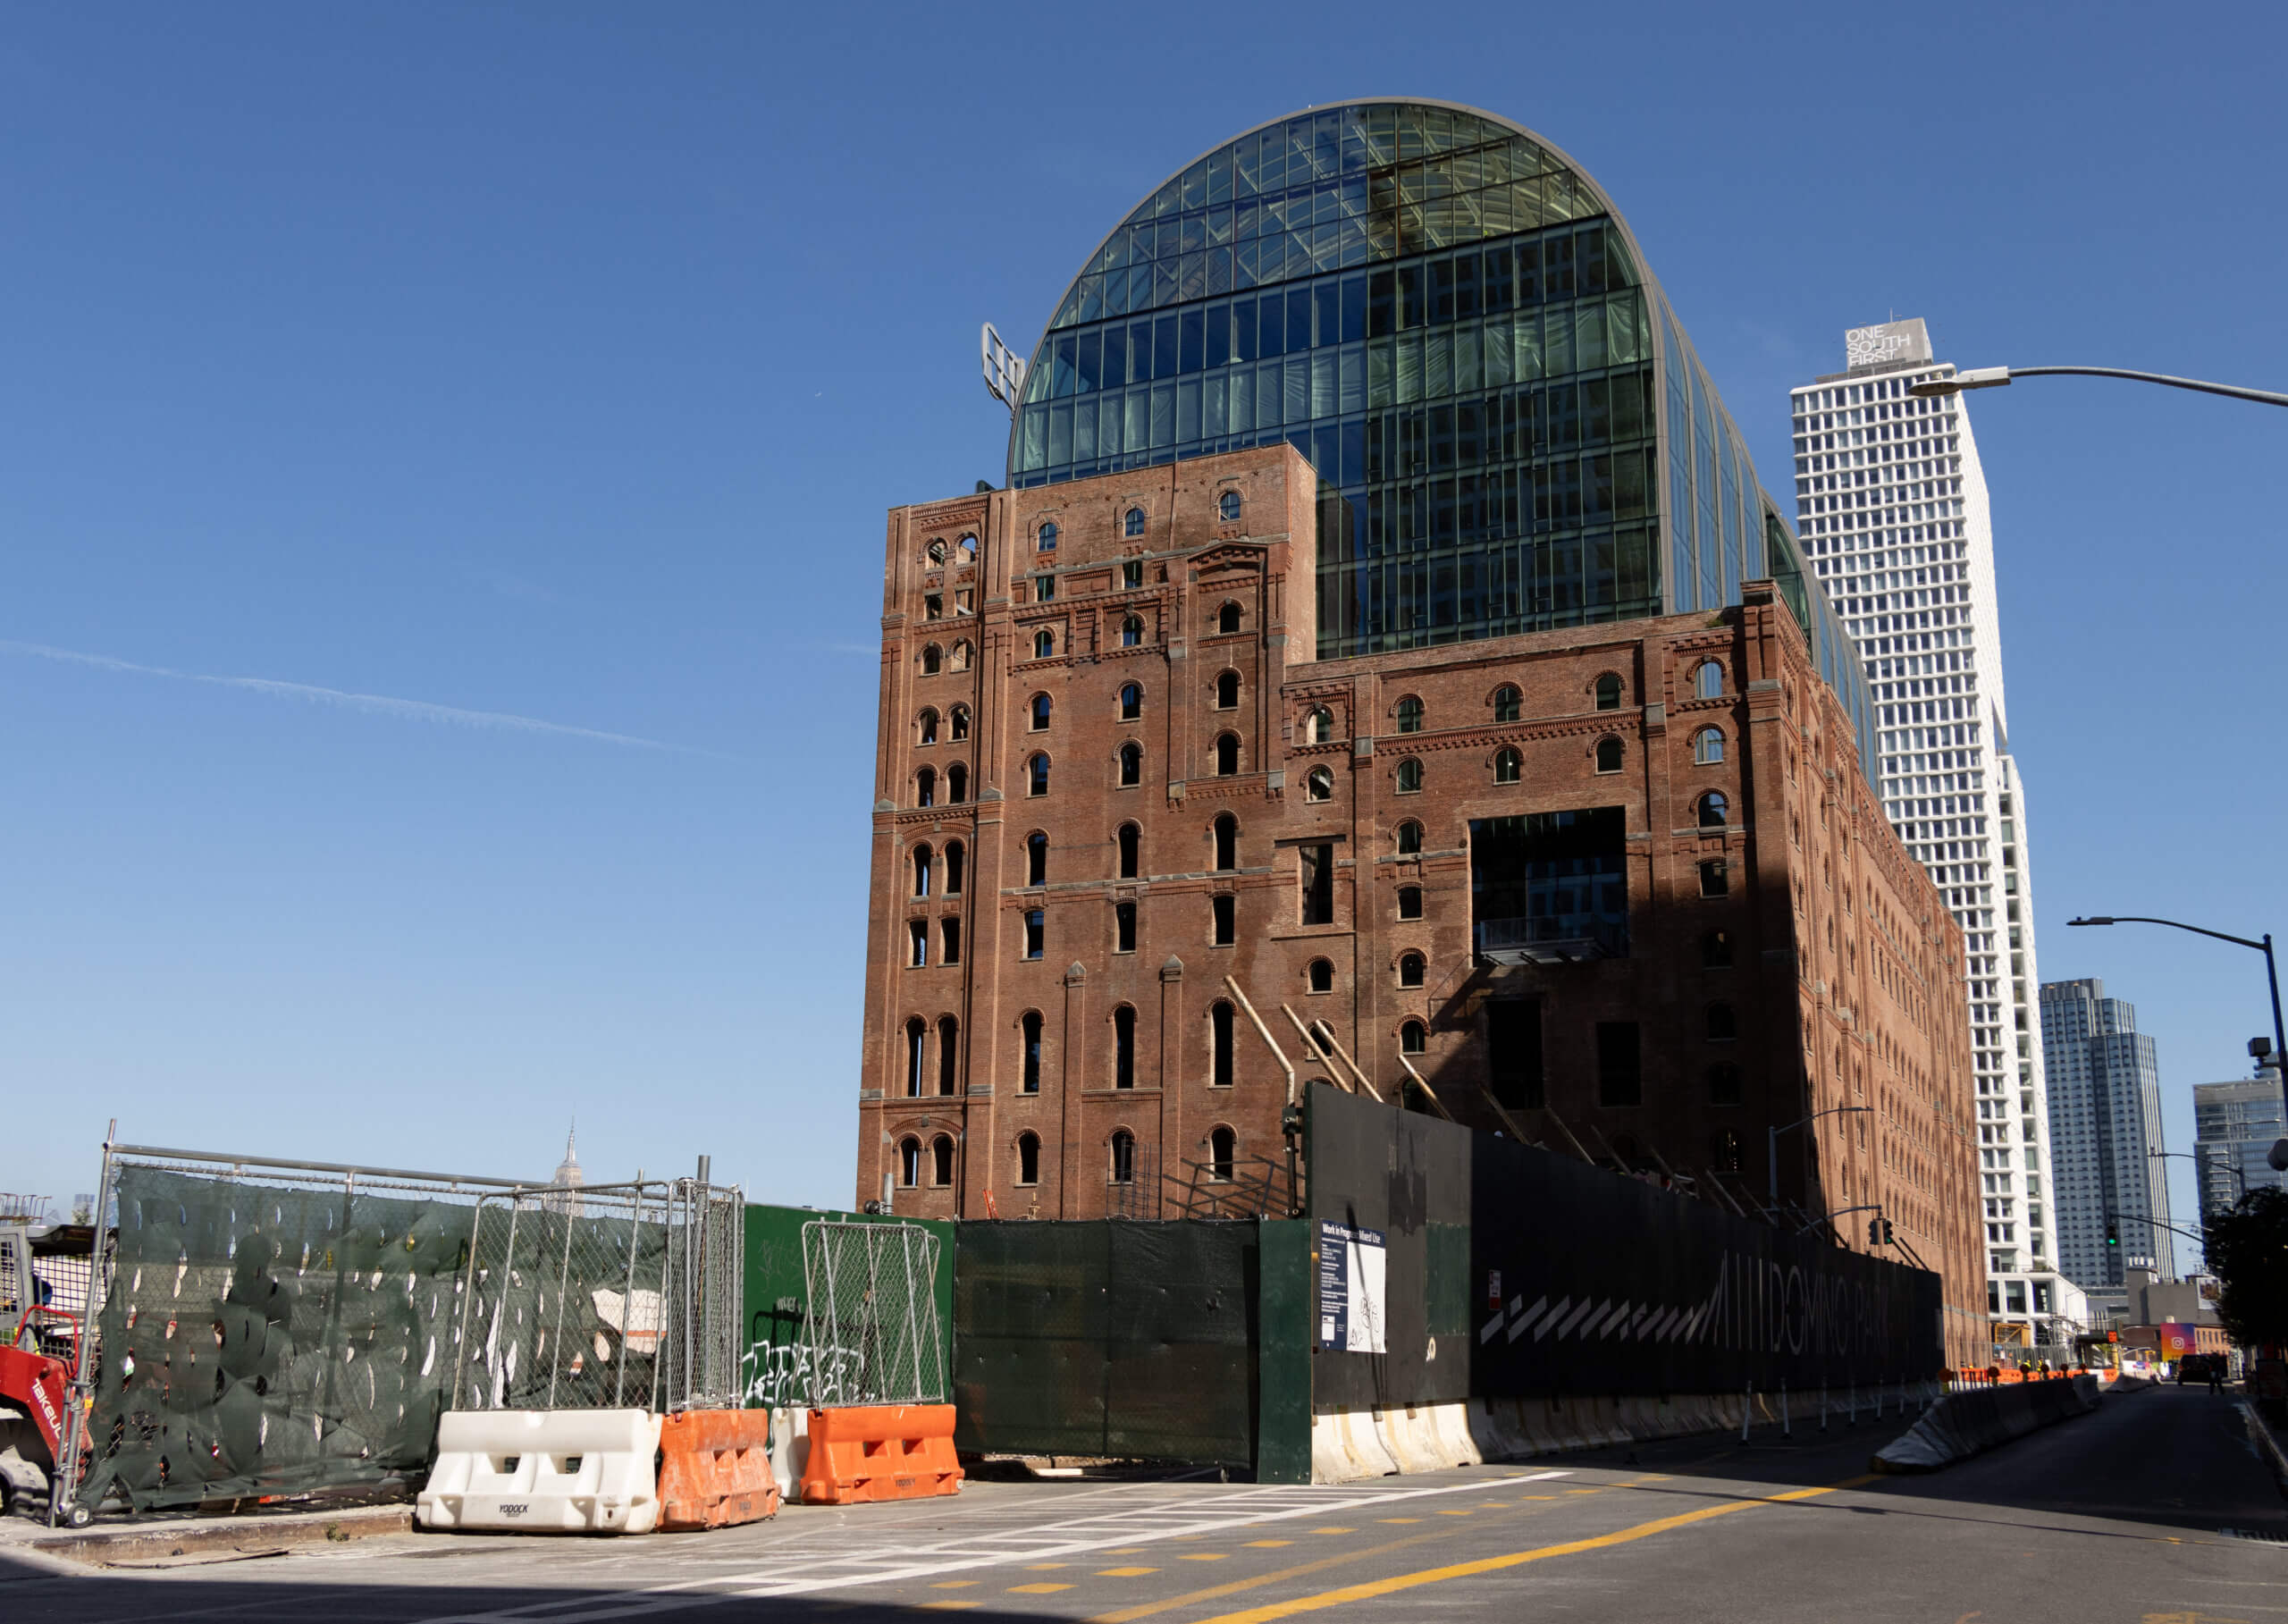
[1787,320,2075,1350]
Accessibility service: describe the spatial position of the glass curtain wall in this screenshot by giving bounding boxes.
[1009,102,1871,764]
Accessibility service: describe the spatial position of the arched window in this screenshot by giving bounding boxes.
[1694,728,1725,765]
[1038,520,1059,552]
[1701,929,1731,969]
[946,762,967,803]
[1216,733,1241,776]
[1400,952,1426,989]
[1118,822,1141,879]
[1211,1001,1235,1086]
[1026,830,1047,887]
[916,766,937,807]
[1218,490,1242,522]
[899,1137,921,1188]
[949,640,972,671]
[917,708,939,745]
[913,845,933,897]
[1398,885,1423,920]
[1017,1132,1041,1185]
[931,1134,955,1186]
[1706,1003,1737,1042]
[1021,1011,1043,1093]
[1028,754,1050,796]
[1119,741,1142,787]
[1216,669,1241,708]
[1394,758,1423,794]
[1216,602,1241,635]
[1033,629,1055,660]
[1213,814,1237,871]
[957,534,977,560]
[1401,1020,1427,1055]
[1110,1129,1137,1182]
[909,919,928,967]
[1306,766,1333,801]
[1594,673,1623,711]
[1307,706,1334,743]
[1708,1064,1744,1106]
[1396,820,1422,855]
[1493,685,1521,722]
[1122,614,1144,647]
[905,1018,927,1098]
[1493,747,1522,784]
[1124,507,1146,538]
[1698,790,1729,828]
[1695,660,1725,700]
[944,840,964,896]
[921,644,942,676]
[949,704,970,741]
[1308,958,1334,994]
[1594,737,1624,773]
[1395,695,1424,733]
[938,1015,960,1095]
[1030,693,1052,730]
[1119,682,1142,721]
[926,539,947,565]
[1113,1006,1136,1089]
[1210,1125,1237,1181]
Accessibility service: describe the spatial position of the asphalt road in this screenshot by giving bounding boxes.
[4,1384,2282,1624]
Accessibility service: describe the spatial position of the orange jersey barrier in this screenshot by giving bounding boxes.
[657,1409,780,1532]
[799,1404,963,1505]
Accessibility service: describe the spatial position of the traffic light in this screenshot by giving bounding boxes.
[2105,1221,2120,1249]
[1868,1217,1881,1245]
[1881,1218,1896,1244]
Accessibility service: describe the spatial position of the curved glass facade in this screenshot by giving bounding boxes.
[1007,100,1872,775]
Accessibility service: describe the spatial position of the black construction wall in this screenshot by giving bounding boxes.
[1307,1083,1941,1409]
[953,1220,1260,1467]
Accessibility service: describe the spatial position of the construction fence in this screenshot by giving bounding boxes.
[60,1143,739,1520]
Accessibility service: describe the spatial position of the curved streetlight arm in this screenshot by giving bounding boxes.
[2150,1149,2247,1196]
[1911,366,2288,409]
[2070,916,2285,1123]
[1769,1105,1873,1207]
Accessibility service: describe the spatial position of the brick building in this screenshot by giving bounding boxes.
[855,442,1985,1357]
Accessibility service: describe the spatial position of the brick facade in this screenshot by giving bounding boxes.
[857,443,1985,1364]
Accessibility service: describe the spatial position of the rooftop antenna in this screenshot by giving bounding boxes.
[981,323,1027,414]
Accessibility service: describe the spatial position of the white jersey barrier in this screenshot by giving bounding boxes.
[418,1409,665,1535]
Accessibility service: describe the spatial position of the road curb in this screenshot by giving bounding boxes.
[2240,1400,2288,1491]
[25,1503,414,1569]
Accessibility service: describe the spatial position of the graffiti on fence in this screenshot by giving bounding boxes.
[740,1337,863,1409]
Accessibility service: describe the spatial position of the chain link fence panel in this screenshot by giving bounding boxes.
[801,1220,946,1407]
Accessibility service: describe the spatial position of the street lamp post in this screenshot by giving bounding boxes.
[2067,917,2287,1126]
[2151,1149,2247,1201]
[1770,1106,1874,1209]
[1908,366,2288,410]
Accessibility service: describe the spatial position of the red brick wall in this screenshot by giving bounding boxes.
[857,444,1981,1349]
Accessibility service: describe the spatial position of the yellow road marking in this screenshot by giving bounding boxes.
[1309,1527,1353,1535]
[1010,1582,1073,1594]
[930,1580,979,1589]
[1519,1494,1557,1500]
[1187,1477,1875,1624]
[1245,1540,1292,1548]
[1375,1517,1421,1524]
[1098,1567,1159,1577]
[1181,1552,1230,1561]
[1566,1488,1601,1495]
[1025,1563,1069,1570]
[1437,1510,1472,1516]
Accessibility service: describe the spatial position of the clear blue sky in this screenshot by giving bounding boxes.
[6,3,2283,1253]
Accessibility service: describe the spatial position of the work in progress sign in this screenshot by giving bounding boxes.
[1316,1220,1386,1353]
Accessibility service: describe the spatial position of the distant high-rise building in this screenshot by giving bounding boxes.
[547,1124,585,1217]
[1787,322,2067,1345]
[2040,978,2173,1284]
[2192,1075,2287,1226]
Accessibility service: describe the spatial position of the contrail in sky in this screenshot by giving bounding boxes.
[1,639,718,757]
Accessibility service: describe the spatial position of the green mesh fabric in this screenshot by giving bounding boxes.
[80,1167,475,1513]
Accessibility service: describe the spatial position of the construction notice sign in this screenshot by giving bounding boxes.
[1317,1220,1386,1353]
